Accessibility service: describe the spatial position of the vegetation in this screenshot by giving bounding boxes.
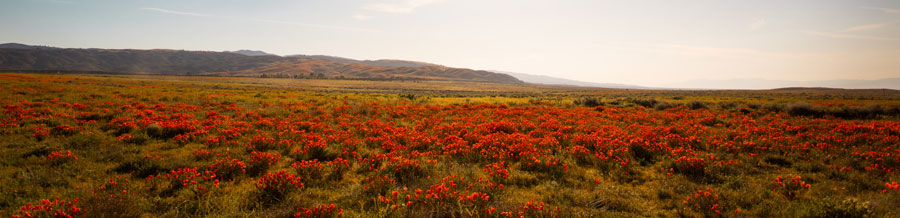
[2,73,900,217]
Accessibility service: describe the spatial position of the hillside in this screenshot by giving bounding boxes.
[0,43,522,83]
[235,59,520,82]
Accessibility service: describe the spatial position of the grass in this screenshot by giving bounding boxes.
[1,72,900,217]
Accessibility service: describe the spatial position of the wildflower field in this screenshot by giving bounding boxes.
[2,73,900,217]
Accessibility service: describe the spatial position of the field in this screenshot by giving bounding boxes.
[2,73,900,217]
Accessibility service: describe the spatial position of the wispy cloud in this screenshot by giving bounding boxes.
[140,7,210,17]
[364,0,445,14]
[862,6,900,15]
[139,7,376,32]
[648,44,788,57]
[352,14,372,20]
[252,19,379,32]
[749,18,767,30]
[613,42,794,58]
[842,23,887,32]
[803,31,900,41]
[47,0,73,4]
[28,0,74,4]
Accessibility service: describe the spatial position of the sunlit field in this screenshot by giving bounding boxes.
[3,73,900,217]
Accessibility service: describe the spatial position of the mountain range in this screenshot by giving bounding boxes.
[0,43,521,83]
[225,50,276,56]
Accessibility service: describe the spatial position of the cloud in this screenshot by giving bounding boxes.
[364,0,445,14]
[140,7,211,17]
[803,31,900,41]
[862,6,900,15]
[138,7,376,32]
[749,18,766,30]
[28,0,74,4]
[252,19,379,32]
[47,0,73,4]
[842,23,886,32]
[353,14,372,20]
[644,44,790,58]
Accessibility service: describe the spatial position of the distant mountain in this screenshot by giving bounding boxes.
[663,78,900,90]
[0,47,283,74]
[0,43,522,83]
[226,50,277,56]
[288,54,436,67]
[0,43,59,50]
[499,71,649,89]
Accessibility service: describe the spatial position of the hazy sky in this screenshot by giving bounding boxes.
[2,0,900,86]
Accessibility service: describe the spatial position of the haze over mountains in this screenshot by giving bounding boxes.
[497,71,649,89]
[1,43,898,90]
[225,50,276,57]
[663,78,900,90]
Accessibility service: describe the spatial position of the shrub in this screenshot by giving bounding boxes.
[292,159,325,183]
[190,149,213,160]
[208,157,247,181]
[822,198,872,218]
[687,101,708,110]
[517,156,568,179]
[114,157,170,178]
[654,102,683,110]
[774,176,811,200]
[385,159,428,185]
[573,97,603,107]
[255,170,304,200]
[631,98,658,108]
[682,187,725,217]
[718,102,738,110]
[50,124,80,136]
[786,103,818,117]
[327,158,351,181]
[146,167,219,198]
[248,151,281,176]
[672,156,708,179]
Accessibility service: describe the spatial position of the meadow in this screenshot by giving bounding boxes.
[2,73,900,217]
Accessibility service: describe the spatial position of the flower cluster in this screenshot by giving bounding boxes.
[294,204,343,218]
[774,176,811,200]
[683,187,724,217]
[255,170,304,197]
[884,181,898,194]
[12,197,84,218]
[146,168,219,197]
[248,151,281,174]
[46,150,77,165]
[498,199,559,218]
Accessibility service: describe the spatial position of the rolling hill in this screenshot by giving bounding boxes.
[0,43,522,83]
[226,58,520,82]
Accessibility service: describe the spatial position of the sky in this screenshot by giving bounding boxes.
[2,0,900,87]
